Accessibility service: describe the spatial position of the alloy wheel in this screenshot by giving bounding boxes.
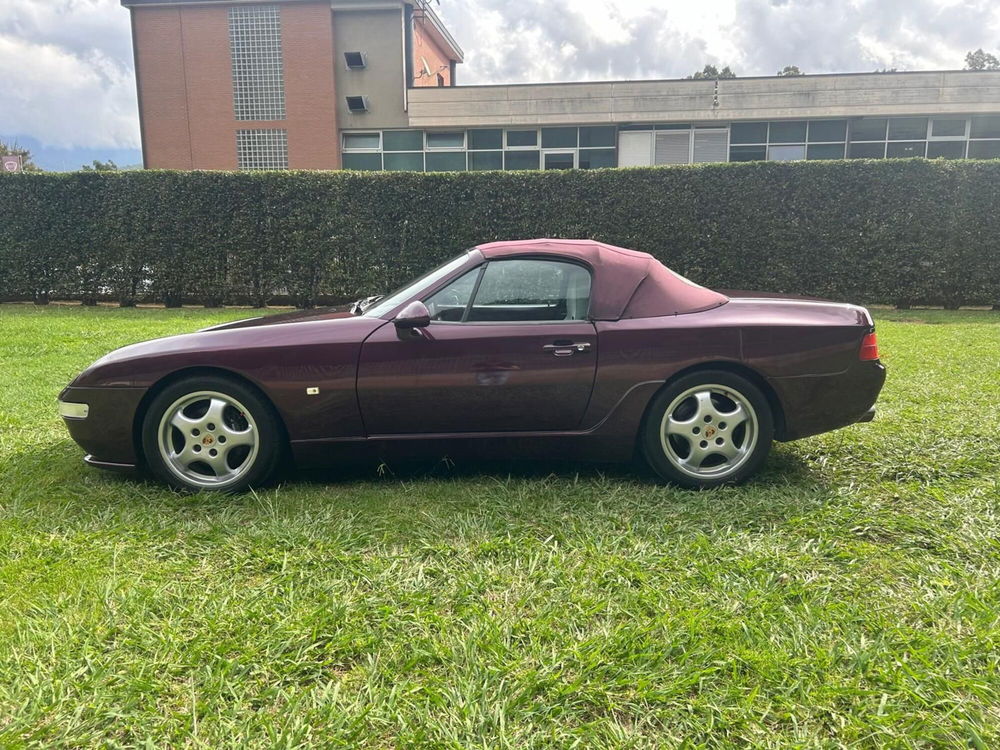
[658,384,759,479]
[156,391,259,488]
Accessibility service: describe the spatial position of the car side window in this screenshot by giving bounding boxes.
[468,260,591,323]
[424,268,479,321]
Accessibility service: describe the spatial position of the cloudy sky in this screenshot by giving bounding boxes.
[1,0,998,169]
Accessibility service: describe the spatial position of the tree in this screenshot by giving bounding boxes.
[686,64,736,80]
[777,65,803,76]
[0,141,41,172]
[81,159,119,172]
[965,48,1000,70]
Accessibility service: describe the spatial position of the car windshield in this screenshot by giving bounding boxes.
[362,251,472,318]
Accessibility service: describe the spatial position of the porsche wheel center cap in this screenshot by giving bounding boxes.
[704,427,717,439]
[202,435,215,446]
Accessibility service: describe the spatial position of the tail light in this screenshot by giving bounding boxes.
[859,332,879,361]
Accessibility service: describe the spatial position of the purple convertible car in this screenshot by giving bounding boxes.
[59,240,885,492]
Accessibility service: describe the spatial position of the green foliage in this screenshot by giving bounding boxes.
[1,305,1000,745]
[964,48,1000,71]
[687,64,737,79]
[0,160,998,307]
[777,65,804,76]
[80,159,120,172]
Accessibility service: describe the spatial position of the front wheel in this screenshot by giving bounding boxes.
[141,375,283,493]
[641,371,774,489]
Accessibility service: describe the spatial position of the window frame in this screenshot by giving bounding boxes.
[542,150,577,170]
[342,131,382,152]
[504,129,541,150]
[424,131,466,150]
[422,257,594,326]
[928,118,968,140]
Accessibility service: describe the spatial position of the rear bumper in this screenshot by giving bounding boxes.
[770,361,886,441]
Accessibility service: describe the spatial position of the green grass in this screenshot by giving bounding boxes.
[1,303,998,748]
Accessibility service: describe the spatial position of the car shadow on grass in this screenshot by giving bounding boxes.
[3,438,832,540]
[290,440,820,487]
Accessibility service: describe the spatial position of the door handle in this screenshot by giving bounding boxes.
[543,342,591,357]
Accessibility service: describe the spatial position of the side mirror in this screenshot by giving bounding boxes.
[393,300,431,329]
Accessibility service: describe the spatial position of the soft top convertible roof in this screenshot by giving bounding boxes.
[475,239,728,321]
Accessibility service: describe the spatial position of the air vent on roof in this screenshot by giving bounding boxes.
[345,96,369,113]
[344,51,366,70]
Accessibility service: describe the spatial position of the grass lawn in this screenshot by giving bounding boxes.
[1,304,998,748]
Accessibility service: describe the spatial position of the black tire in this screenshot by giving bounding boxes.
[641,370,774,489]
[141,375,284,493]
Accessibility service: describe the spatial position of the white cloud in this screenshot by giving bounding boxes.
[0,0,139,149]
[437,0,999,83]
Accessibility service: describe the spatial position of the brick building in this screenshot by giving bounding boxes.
[123,0,1000,171]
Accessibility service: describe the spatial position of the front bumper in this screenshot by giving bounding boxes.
[855,406,877,424]
[58,386,147,467]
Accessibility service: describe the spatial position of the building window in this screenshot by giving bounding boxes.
[426,152,466,171]
[469,151,502,171]
[968,140,1000,159]
[807,143,845,160]
[927,141,966,159]
[426,132,465,149]
[229,5,285,121]
[343,132,381,150]
[768,144,806,161]
[384,152,424,171]
[338,115,1000,173]
[769,121,807,144]
[848,142,885,159]
[236,129,288,170]
[849,118,888,142]
[578,126,616,148]
[932,118,967,138]
[970,116,1000,139]
[543,152,575,170]
[342,153,382,171]
[382,130,423,152]
[506,130,538,148]
[730,122,768,144]
[888,117,928,141]
[577,148,616,169]
[807,120,847,142]
[886,141,926,158]
[729,145,766,162]
[468,129,503,150]
[504,150,540,170]
[541,127,577,149]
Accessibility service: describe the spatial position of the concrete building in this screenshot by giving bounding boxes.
[122,0,1000,171]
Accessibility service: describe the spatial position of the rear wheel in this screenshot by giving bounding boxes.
[141,375,283,493]
[641,371,773,489]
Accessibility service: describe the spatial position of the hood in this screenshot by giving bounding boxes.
[200,306,354,331]
[71,312,385,388]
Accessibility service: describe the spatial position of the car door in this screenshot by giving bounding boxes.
[357,258,597,435]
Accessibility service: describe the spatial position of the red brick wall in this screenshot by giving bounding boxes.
[283,3,340,169]
[412,19,452,87]
[132,2,339,170]
[132,7,194,169]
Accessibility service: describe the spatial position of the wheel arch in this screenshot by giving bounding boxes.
[131,366,291,467]
[640,361,787,443]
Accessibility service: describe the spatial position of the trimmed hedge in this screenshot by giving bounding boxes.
[0,159,998,308]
